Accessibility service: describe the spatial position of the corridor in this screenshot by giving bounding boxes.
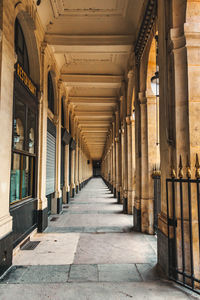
[0,179,196,299]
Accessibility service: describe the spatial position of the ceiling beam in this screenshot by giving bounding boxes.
[80,127,108,132]
[61,74,123,84]
[45,34,134,46]
[69,97,118,106]
[75,111,113,117]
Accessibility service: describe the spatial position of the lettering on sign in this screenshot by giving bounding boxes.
[16,63,37,96]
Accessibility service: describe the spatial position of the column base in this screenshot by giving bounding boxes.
[0,232,12,277]
[57,198,63,214]
[37,207,48,233]
[79,184,82,191]
[113,188,117,198]
[157,229,175,277]
[76,185,79,194]
[66,191,70,203]
[71,188,75,198]
[123,198,128,214]
[133,206,141,231]
[117,191,120,203]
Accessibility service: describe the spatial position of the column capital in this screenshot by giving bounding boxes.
[115,109,119,116]
[170,27,186,51]
[130,115,135,123]
[57,79,63,91]
[138,92,147,105]
[41,42,47,55]
[126,116,132,125]
[127,70,134,80]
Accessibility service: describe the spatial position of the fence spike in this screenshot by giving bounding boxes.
[186,155,191,178]
[171,168,176,178]
[178,155,183,178]
[195,154,200,179]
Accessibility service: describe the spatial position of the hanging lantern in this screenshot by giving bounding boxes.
[151,71,159,97]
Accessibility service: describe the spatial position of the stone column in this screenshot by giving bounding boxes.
[75,125,79,194]
[139,92,153,233]
[119,96,124,202]
[37,42,48,230]
[70,114,76,198]
[63,102,70,203]
[78,136,82,190]
[123,118,128,213]
[53,80,62,214]
[131,116,136,214]
[115,109,120,202]
[112,121,116,197]
[0,1,15,275]
[126,116,133,215]
[169,26,194,281]
[120,122,125,203]
[110,142,113,193]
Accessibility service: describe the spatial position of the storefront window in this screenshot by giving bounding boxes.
[10,153,21,203]
[10,105,36,204]
[28,109,36,154]
[10,18,37,205]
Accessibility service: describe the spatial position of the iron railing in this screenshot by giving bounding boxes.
[166,155,200,294]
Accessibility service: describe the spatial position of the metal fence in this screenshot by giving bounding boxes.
[166,155,200,294]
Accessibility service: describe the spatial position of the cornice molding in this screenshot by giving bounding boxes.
[134,0,157,65]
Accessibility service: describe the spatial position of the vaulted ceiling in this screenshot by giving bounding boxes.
[36,0,147,160]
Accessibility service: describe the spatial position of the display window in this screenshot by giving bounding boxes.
[10,19,37,205]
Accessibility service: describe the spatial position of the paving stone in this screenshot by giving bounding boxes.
[13,233,80,266]
[74,233,157,264]
[98,264,142,282]
[20,265,70,283]
[136,263,163,281]
[0,282,197,300]
[0,266,28,283]
[69,264,98,282]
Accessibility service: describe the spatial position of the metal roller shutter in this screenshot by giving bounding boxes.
[46,119,56,195]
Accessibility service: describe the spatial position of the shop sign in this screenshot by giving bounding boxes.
[16,63,37,96]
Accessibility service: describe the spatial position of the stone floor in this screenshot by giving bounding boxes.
[0,178,198,299]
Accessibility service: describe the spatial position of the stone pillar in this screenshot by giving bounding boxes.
[131,116,136,215]
[126,116,133,215]
[139,92,153,233]
[110,142,113,193]
[115,109,120,202]
[120,122,125,203]
[169,26,193,281]
[54,80,62,214]
[119,96,124,202]
[78,136,82,190]
[63,103,70,203]
[112,121,116,197]
[70,114,76,198]
[37,42,48,230]
[123,118,128,213]
[0,0,15,275]
[75,125,79,194]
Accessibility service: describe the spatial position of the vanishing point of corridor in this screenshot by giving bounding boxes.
[0,179,196,299]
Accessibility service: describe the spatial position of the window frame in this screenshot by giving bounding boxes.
[15,18,30,75]
[47,72,55,114]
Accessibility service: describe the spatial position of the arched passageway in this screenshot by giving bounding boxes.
[0,0,200,298]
